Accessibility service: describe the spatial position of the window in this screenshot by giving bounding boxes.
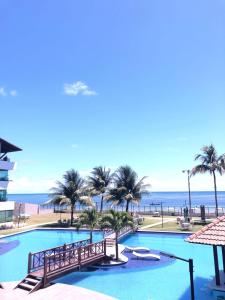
[5,210,13,222]
[0,211,5,223]
[0,170,8,181]
[0,190,6,201]
[0,210,13,223]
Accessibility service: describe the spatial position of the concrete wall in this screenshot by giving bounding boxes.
[14,202,53,216]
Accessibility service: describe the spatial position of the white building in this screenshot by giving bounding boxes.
[0,138,22,227]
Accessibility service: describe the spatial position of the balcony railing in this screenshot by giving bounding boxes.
[0,160,15,171]
[0,181,9,189]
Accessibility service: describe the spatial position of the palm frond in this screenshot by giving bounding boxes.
[191,165,211,176]
[108,166,149,211]
[193,145,225,176]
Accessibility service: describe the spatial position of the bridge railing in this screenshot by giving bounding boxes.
[28,238,91,273]
[103,229,115,238]
[118,226,133,239]
[43,240,106,285]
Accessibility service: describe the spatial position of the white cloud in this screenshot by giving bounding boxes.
[0,87,7,96]
[0,87,18,97]
[71,144,78,149]
[10,90,18,96]
[64,81,97,96]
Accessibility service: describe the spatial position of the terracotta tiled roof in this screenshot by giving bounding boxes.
[186,215,225,246]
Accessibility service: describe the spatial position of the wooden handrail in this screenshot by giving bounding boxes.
[29,238,91,273]
[28,252,32,273]
[43,256,48,287]
[44,240,105,276]
[31,238,91,256]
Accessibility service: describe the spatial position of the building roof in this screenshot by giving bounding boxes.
[0,138,22,153]
[186,215,225,246]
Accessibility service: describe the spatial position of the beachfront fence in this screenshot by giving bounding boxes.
[45,202,225,218]
[52,203,225,218]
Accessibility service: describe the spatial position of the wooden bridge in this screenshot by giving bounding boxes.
[14,224,137,294]
[15,238,106,293]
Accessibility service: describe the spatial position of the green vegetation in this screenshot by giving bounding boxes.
[7,150,223,239]
[0,213,72,235]
[101,210,134,260]
[79,208,99,243]
[50,169,92,225]
[48,165,150,225]
[143,222,204,232]
[88,166,112,213]
[141,216,175,226]
[105,165,150,212]
[192,145,225,217]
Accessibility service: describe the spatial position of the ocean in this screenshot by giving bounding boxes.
[7,191,225,208]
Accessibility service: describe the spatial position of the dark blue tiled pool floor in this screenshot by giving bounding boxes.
[0,240,20,255]
[89,249,175,272]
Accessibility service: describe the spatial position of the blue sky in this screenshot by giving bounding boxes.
[1,0,225,193]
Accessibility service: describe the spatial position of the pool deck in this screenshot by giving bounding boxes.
[0,281,117,300]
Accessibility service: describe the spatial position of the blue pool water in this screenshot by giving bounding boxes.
[0,229,103,282]
[0,230,220,300]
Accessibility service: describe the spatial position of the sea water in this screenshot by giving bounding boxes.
[7,191,225,208]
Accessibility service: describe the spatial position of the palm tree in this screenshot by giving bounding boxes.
[100,210,134,260]
[51,169,93,225]
[192,145,225,217]
[44,195,69,222]
[79,209,99,243]
[106,165,150,212]
[88,166,112,213]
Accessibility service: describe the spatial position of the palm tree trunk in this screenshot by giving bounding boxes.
[100,195,104,213]
[213,171,219,217]
[115,233,119,260]
[126,200,130,212]
[71,204,74,226]
[90,229,93,244]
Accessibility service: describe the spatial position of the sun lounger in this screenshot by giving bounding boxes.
[125,246,150,252]
[132,251,160,260]
[179,221,192,231]
[153,211,160,217]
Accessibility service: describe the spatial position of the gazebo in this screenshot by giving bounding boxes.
[186,216,225,288]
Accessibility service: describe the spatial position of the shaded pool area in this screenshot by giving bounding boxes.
[90,249,175,271]
[0,229,221,299]
[0,240,20,255]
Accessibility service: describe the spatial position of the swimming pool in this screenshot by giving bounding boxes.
[0,229,103,282]
[0,229,219,299]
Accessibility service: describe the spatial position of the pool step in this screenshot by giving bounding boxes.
[15,274,43,293]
